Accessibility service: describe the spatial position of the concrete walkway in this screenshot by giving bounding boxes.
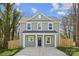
[15,47,67,56]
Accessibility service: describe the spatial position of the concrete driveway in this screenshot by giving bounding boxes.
[15,47,67,56]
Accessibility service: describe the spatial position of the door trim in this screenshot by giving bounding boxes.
[38,37,42,46]
[37,36,42,47]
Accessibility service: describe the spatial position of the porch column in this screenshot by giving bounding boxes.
[35,35,38,48]
[55,34,57,47]
[23,33,25,48]
[42,35,44,48]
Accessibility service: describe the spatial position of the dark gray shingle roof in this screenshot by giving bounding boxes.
[23,30,58,33]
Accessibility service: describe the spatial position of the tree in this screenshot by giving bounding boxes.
[11,8,21,40]
[62,3,79,46]
[1,3,11,48]
[0,3,21,48]
[62,15,74,39]
[73,3,79,46]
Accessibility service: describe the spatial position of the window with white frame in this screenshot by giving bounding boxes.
[48,23,52,30]
[28,36,34,42]
[27,23,32,30]
[46,36,51,44]
[37,23,42,30]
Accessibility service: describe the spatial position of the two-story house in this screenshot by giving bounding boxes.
[19,13,61,48]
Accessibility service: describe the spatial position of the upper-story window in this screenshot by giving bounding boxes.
[37,23,42,30]
[48,23,53,30]
[27,23,32,30]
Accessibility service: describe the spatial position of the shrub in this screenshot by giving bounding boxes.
[57,47,77,56]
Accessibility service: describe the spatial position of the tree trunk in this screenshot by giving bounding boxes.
[74,3,79,46]
[12,27,15,40]
[3,3,10,48]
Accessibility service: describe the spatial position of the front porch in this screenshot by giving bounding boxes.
[22,31,58,48]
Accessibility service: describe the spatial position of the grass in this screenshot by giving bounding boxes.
[57,47,79,56]
[73,52,79,56]
[0,48,22,56]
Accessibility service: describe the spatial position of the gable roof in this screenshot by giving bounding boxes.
[28,13,52,20]
[19,13,60,23]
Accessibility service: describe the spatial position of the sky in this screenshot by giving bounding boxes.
[16,3,72,19]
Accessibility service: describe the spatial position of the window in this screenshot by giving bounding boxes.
[37,23,42,30]
[27,24,31,29]
[46,37,51,44]
[27,23,32,30]
[48,23,52,30]
[28,38,33,42]
[47,37,50,43]
[28,36,34,42]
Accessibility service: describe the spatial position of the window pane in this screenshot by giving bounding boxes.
[38,23,41,30]
[28,36,34,42]
[30,38,33,41]
[27,24,31,29]
[49,27,52,29]
[49,24,52,26]
[47,37,50,43]
[49,23,52,30]
[27,27,30,29]
[38,27,41,29]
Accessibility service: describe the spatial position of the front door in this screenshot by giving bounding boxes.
[38,37,42,46]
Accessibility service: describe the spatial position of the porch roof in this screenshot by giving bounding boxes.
[23,30,58,33]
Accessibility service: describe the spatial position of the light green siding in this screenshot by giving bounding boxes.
[56,34,60,46]
[42,23,48,30]
[19,13,60,47]
[25,22,60,31]
[32,22,37,30]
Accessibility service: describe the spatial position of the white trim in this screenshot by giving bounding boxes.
[59,23,61,46]
[23,33,25,48]
[37,22,42,31]
[37,36,43,47]
[23,33,58,48]
[55,34,57,47]
[26,22,32,31]
[28,13,52,20]
[35,35,38,48]
[45,36,51,44]
[42,35,44,48]
[48,22,53,31]
[23,32,58,35]
[39,13,52,20]
[28,36,34,42]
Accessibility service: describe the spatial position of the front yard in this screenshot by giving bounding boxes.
[0,48,22,56]
[57,47,79,56]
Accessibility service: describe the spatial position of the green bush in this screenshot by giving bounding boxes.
[57,47,78,56]
[72,52,79,56]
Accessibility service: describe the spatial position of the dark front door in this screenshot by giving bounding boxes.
[38,37,42,46]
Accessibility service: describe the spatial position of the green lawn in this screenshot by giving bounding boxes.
[73,52,79,56]
[57,47,79,56]
[0,48,22,56]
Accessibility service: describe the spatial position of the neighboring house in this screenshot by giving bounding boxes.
[19,13,61,48]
